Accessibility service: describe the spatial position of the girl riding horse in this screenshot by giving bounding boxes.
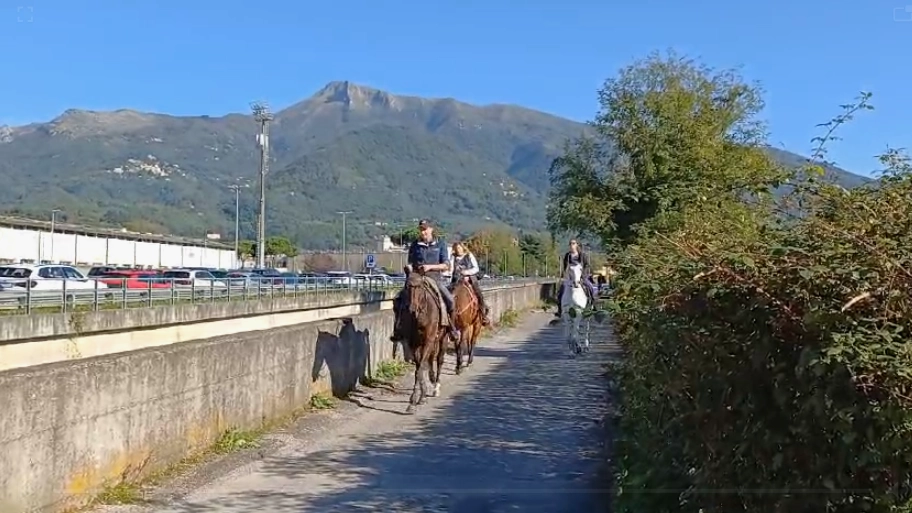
[449,241,491,326]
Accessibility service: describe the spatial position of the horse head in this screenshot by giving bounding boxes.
[564,263,583,288]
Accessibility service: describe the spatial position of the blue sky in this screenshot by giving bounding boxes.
[3,0,910,175]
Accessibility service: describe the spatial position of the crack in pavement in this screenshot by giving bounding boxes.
[97,312,618,513]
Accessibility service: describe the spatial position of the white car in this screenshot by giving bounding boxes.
[0,264,107,291]
[161,269,227,288]
[325,271,355,286]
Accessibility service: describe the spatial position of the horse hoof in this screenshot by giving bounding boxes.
[456,366,464,375]
[405,405,416,414]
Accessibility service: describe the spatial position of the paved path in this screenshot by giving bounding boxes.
[110,312,617,513]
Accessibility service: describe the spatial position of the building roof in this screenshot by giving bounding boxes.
[0,215,233,250]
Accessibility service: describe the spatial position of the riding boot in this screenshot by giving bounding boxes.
[447,309,460,341]
[479,299,491,326]
[389,313,404,342]
[389,298,404,342]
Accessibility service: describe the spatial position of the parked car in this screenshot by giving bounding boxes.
[325,271,354,286]
[247,268,284,286]
[161,269,226,288]
[0,264,107,291]
[95,270,171,290]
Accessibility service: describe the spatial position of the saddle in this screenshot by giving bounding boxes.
[400,276,450,328]
[420,276,451,328]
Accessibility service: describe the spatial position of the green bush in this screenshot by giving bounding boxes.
[549,52,912,512]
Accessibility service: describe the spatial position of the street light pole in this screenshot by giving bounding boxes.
[49,209,61,263]
[228,185,241,267]
[251,101,273,269]
[337,211,352,272]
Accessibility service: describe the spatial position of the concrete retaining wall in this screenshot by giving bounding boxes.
[0,280,555,513]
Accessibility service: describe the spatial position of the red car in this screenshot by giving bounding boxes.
[96,270,172,289]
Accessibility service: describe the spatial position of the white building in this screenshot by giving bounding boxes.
[0,216,237,269]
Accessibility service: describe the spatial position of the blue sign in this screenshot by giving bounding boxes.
[365,254,376,268]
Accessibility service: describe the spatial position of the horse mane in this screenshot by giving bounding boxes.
[405,273,439,328]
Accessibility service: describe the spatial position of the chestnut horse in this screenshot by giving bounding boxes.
[451,279,483,374]
[399,271,447,414]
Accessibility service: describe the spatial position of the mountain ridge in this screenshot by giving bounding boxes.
[0,82,868,248]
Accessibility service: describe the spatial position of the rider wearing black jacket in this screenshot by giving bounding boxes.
[555,239,591,318]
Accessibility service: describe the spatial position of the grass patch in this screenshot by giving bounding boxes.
[212,427,261,454]
[309,392,336,410]
[94,481,143,505]
[374,359,409,381]
[498,309,520,328]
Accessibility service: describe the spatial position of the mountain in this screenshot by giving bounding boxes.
[0,81,869,248]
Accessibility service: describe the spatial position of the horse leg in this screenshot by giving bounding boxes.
[583,317,592,353]
[562,307,575,356]
[406,346,422,414]
[572,314,583,354]
[467,323,480,366]
[454,325,466,374]
[432,334,445,395]
[417,356,430,405]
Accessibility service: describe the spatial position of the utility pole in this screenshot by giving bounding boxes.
[49,209,61,263]
[228,185,241,267]
[251,101,273,269]
[337,211,352,273]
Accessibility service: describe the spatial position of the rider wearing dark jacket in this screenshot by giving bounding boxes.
[390,219,458,342]
[555,239,591,317]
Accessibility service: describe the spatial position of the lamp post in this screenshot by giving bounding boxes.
[49,209,61,263]
[337,211,352,272]
[228,185,241,267]
[251,101,273,269]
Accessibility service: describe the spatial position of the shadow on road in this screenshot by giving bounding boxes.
[163,318,617,513]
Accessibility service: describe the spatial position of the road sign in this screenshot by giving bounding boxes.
[365,254,376,269]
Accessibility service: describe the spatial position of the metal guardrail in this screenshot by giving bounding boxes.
[0,276,550,316]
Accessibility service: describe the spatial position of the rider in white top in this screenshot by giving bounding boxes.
[449,242,491,326]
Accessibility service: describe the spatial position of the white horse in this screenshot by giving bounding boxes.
[560,263,591,356]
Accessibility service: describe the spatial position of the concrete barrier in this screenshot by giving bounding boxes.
[0,281,555,373]
[0,280,556,513]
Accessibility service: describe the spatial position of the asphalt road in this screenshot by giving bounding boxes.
[96,312,618,513]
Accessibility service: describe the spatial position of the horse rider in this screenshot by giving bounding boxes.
[390,219,459,342]
[554,238,592,318]
[449,241,492,326]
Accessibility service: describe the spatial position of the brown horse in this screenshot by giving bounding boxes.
[451,278,483,375]
[399,271,447,414]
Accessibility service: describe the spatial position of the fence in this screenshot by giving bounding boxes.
[291,250,569,276]
[0,276,545,316]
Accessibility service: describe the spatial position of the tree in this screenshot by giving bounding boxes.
[237,240,255,259]
[264,236,298,258]
[238,237,298,266]
[518,233,547,274]
[547,51,785,248]
[464,228,523,276]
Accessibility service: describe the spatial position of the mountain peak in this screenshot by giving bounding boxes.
[311,81,400,110]
[47,108,157,137]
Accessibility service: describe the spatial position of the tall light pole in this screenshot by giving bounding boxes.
[251,101,273,269]
[49,209,61,263]
[337,211,352,272]
[228,185,241,267]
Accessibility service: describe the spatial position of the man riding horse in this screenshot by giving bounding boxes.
[390,219,459,343]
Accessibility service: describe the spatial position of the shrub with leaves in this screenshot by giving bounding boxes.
[550,51,912,513]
